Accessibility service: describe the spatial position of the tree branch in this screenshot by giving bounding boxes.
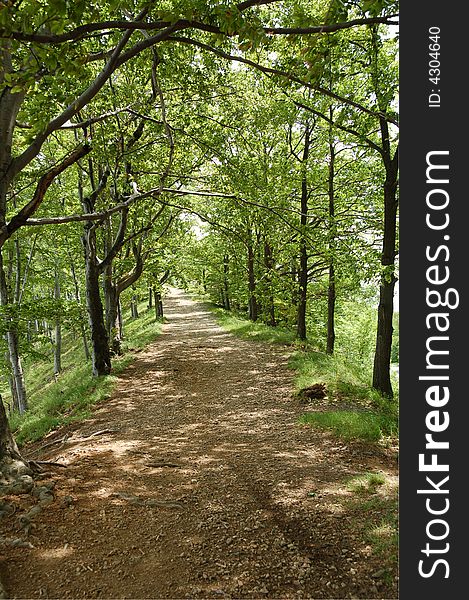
[0,144,91,246]
[292,100,385,153]
[168,36,398,125]
[60,106,133,130]
[23,185,163,227]
[7,18,180,181]
[0,15,397,43]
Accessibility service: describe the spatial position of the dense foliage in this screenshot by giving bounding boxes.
[0,0,398,473]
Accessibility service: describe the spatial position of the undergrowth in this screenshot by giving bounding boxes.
[343,472,398,583]
[208,305,298,345]
[299,410,397,442]
[6,302,163,446]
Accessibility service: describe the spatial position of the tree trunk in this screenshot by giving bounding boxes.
[70,260,90,361]
[223,255,231,311]
[117,299,123,341]
[8,375,17,412]
[247,244,258,322]
[263,241,276,327]
[148,286,153,309]
[296,122,311,341]
[326,262,336,354]
[53,268,62,375]
[155,291,164,318]
[154,289,160,319]
[369,28,399,398]
[372,166,398,397]
[0,395,32,490]
[103,265,123,355]
[326,127,336,355]
[297,242,308,341]
[83,228,111,376]
[131,297,139,318]
[0,251,27,413]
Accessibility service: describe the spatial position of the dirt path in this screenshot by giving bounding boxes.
[1,290,397,599]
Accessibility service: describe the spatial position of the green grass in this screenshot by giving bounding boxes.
[6,302,162,447]
[299,410,397,441]
[290,349,392,403]
[343,476,398,582]
[346,471,386,493]
[206,304,298,345]
[291,348,398,442]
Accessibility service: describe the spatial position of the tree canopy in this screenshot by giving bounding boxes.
[0,0,398,479]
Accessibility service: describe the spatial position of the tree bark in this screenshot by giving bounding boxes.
[70,259,91,361]
[296,123,311,341]
[0,251,27,413]
[155,291,164,318]
[326,127,336,355]
[130,296,139,318]
[223,255,231,311]
[372,156,398,397]
[326,262,336,354]
[53,269,62,375]
[369,26,399,398]
[103,264,123,355]
[247,243,258,322]
[263,241,276,327]
[83,226,111,376]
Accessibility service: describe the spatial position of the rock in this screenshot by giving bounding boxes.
[61,496,74,508]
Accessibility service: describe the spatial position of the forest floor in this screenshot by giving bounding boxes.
[0,289,398,600]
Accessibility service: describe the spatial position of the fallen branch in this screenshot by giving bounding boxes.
[78,429,117,440]
[30,460,67,469]
[27,433,71,457]
[144,461,182,468]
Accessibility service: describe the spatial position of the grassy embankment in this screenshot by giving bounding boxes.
[4,302,163,447]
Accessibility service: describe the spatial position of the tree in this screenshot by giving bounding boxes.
[1,0,399,477]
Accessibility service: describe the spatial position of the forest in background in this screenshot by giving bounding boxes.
[0,0,398,483]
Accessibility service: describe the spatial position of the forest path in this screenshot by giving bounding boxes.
[2,289,397,599]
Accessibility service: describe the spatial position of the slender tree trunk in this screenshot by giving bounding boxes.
[14,237,21,303]
[70,260,90,360]
[0,252,27,413]
[131,296,139,318]
[326,262,336,354]
[148,286,153,309]
[154,289,159,319]
[117,299,123,340]
[247,244,258,321]
[263,241,276,327]
[296,124,311,341]
[297,241,308,340]
[153,290,163,319]
[158,293,164,318]
[8,375,18,413]
[223,255,231,311]
[326,128,336,355]
[53,268,62,375]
